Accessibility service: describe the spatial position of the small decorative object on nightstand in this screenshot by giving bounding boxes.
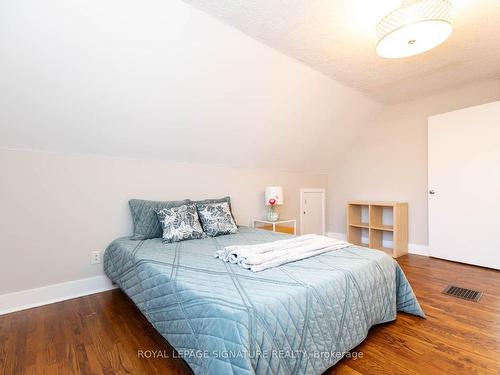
[265,186,283,222]
[253,219,296,235]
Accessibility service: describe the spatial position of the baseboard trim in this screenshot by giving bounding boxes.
[0,275,117,316]
[326,232,429,256]
[406,243,429,256]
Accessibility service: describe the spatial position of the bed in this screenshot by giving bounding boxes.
[104,226,424,375]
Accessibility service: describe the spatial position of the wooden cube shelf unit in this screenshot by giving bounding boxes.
[347,201,408,258]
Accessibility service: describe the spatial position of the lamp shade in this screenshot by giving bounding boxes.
[265,186,284,205]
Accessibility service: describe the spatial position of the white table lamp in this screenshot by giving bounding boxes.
[265,186,283,221]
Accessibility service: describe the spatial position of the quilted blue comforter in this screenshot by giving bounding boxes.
[104,227,424,375]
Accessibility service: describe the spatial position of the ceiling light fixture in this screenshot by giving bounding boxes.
[376,0,453,58]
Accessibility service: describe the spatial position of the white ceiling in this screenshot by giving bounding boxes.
[183,0,500,104]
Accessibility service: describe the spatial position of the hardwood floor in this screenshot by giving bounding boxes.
[1,255,499,374]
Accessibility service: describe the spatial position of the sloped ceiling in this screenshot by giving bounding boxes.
[183,0,500,104]
[0,0,379,174]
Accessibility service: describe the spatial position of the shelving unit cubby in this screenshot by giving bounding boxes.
[347,201,408,258]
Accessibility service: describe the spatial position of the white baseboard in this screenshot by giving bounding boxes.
[0,275,117,316]
[406,243,429,256]
[326,232,428,256]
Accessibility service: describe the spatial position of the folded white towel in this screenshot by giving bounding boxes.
[215,234,318,263]
[217,234,351,272]
[248,241,350,272]
[239,236,337,266]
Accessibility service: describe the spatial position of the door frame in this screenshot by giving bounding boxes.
[300,188,326,235]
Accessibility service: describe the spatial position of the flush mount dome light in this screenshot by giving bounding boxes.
[376,0,453,58]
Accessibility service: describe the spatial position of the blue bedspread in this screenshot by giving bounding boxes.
[104,227,424,374]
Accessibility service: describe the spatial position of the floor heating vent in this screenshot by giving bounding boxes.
[442,285,482,302]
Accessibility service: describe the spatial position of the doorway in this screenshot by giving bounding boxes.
[428,101,500,269]
[300,188,325,235]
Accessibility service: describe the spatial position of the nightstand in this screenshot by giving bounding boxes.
[252,219,297,235]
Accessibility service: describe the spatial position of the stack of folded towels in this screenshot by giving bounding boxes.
[215,234,351,272]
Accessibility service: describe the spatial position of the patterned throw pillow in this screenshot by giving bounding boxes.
[193,196,236,224]
[129,198,191,240]
[156,204,205,243]
[196,202,238,237]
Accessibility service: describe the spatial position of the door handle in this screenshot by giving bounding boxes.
[429,190,436,195]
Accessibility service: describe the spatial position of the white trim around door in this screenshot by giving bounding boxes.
[300,188,326,235]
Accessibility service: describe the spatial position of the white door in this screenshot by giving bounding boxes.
[300,189,325,235]
[428,101,500,269]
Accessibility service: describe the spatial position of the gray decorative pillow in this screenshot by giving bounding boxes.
[129,199,191,240]
[156,204,205,243]
[196,201,238,237]
[193,196,236,222]
[194,196,232,209]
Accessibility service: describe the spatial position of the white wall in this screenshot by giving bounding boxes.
[0,0,380,298]
[328,79,500,246]
[8,0,497,298]
[0,0,379,174]
[0,149,327,295]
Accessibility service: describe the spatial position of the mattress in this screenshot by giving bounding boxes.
[104,227,424,374]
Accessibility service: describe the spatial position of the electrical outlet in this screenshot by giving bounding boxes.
[91,251,101,265]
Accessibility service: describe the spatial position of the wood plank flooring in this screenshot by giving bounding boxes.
[0,255,499,374]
